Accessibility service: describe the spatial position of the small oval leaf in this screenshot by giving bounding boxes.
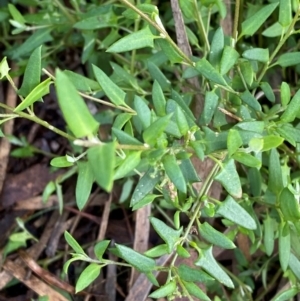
[75,263,101,293]
[214,159,242,198]
[55,69,99,138]
[107,26,155,53]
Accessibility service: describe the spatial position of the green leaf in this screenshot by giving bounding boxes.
[276,52,300,67]
[220,46,240,75]
[242,48,269,63]
[63,255,86,275]
[8,4,25,24]
[171,90,195,121]
[144,244,169,258]
[112,128,143,145]
[73,13,116,30]
[134,96,151,129]
[288,253,300,281]
[179,158,201,183]
[281,88,300,123]
[14,78,52,112]
[280,187,300,222]
[87,143,115,192]
[64,231,87,256]
[279,0,292,27]
[190,140,205,161]
[240,90,261,111]
[92,64,127,106]
[115,244,156,273]
[75,263,101,293]
[55,69,99,138]
[94,240,110,260]
[276,124,300,145]
[261,82,275,103]
[263,214,275,256]
[148,61,171,91]
[0,57,10,79]
[18,46,42,96]
[209,27,224,67]
[143,114,172,146]
[186,26,199,47]
[272,287,299,301]
[234,121,265,134]
[232,152,262,168]
[162,153,187,193]
[179,0,195,19]
[113,113,132,130]
[150,217,182,253]
[268,148,284,194]
[122,3,158,19]
[110,62,138,87]
[214,159,242,198]
[50,156,74,168]
[240,3,279,37]
[131,167,161,207]
[152,80,166,116]
[132,194,160,211]
[195,58,228,86]
[262,22,285,37]
[239,61,254,87]
[149,281,176,299]
[216,195,257,230]
[76,161,94,210]
[279,221,290,271]
[281,82,291,106]
[199,91,219,126]
[156,38,185,64]
[42,181,56,203]
[81,33,95,64]
[63,70,100,92]
[199,222,236,249]
[262,135,284,151]
[182,280,211,301]
[176,106,189,136]
[11,28,53,59]
[107,26,155,53]
[176,245,190,258]
[227,129,243,157]
[114,151,141,180]
[213,102,227,128]
[177,264,214,284]
[195,246,234,288]
[203,127,227,153]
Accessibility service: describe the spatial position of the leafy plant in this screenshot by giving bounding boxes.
[1,0,300,300]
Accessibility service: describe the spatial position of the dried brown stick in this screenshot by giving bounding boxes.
[18,249,76,295]
[2,259,69,301]
[0,210,60,289]
[170,0,204,117]
[128,204,151,287]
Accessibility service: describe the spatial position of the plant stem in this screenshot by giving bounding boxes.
[130,0,141,74]
[257,6,300,85]
[254,268,282,301]
[119,0,194,66]
[169,162,220,267]
[53,0,76,23]
[232,0,240,47]
[193,0,210,53]
[42,68,136,114]
[176,275,194,301]
[0,102,76,141]
[79,92,136,114]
